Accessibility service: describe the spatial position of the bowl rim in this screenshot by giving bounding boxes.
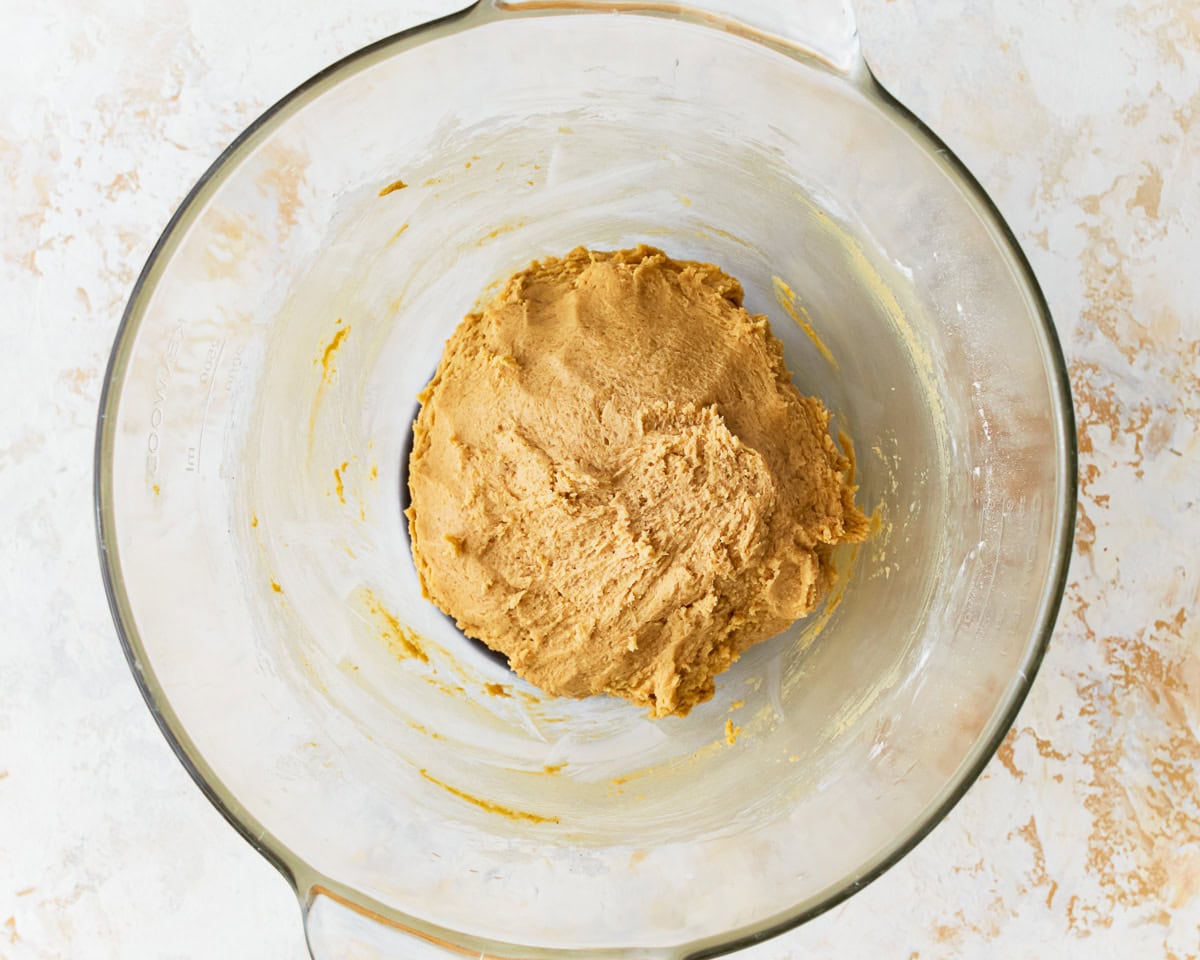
[94,2,1078,957]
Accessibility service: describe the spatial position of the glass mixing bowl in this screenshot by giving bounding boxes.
[95,1,1076,957]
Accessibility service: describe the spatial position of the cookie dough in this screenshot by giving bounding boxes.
[407,246,867,717]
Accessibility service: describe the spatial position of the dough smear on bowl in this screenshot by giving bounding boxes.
[407,245,868,717]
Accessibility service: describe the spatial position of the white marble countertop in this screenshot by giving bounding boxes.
[2,0,1197,956]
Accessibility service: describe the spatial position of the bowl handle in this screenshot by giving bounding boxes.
[492,0,862,75]
[304,885,489,960]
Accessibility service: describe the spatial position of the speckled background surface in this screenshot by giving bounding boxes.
[2,1,1197,957]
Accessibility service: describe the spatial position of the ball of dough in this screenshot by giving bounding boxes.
[407,246,867,717]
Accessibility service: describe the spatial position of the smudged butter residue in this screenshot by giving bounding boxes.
[476,221,525,246]
[419,769,560,824]
[360,587,427,662]
[407,721,445,741]
[317,321,349,385]
[773,276,838,369]
[309,319,351,458]
[333,461,348,503]
[386,223,409,247]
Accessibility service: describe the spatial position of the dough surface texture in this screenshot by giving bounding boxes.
[407,246,867,717]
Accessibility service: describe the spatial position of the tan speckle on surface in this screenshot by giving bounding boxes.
[1126,164,1163,219]
[995,728,1025,780]
[62,368,96,397]
[102,170,140,201]
[200,209,263,280]
[255,142,308,236]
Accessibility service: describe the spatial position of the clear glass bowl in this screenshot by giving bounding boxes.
[95,1,1076,957]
